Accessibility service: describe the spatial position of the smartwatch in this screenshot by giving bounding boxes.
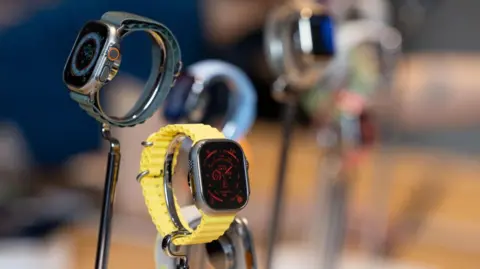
[63,11,182,127]
[332,19,401,98]
[264,2,335,91]
[300,19,402,121]
[138,124,250,245]
[163,60,257,141]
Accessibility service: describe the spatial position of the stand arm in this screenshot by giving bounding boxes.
[94,125,121,269]
[265,100,297,269]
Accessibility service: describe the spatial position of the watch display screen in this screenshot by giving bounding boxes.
[64,21,109,88]
[198,140,249,211]
[308,14,335,56]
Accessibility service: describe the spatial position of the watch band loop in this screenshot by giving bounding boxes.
[70,12,182,127]
[185,60,257,141]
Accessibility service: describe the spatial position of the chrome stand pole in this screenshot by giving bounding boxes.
[314,123,349,269]
[94,124,121,269]
[265,99,297,269]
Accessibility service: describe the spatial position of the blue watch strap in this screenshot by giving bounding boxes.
[187,60,257,140]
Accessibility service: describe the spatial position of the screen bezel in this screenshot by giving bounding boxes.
[63,20,111,92]
[190,138,250,215]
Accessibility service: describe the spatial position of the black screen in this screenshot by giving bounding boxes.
[199,140,248,210]
[309,14,335,56]
[64,21,109,88]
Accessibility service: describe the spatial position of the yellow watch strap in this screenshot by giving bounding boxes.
[139,124,235,245]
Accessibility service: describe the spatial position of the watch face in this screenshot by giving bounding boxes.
[308,14,335,56]
[198,140,249,211]
[64,21,109,88]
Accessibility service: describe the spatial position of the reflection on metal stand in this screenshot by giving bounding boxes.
[94,124,121,269]
[155,206,258,269]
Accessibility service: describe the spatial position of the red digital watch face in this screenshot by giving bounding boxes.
[198,140,249,211]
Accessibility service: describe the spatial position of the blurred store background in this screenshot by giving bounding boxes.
[1,0,480,268]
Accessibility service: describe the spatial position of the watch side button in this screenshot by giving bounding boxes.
[99,66,110,82]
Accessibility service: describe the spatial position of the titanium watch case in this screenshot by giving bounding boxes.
[189,139,250,215]
[63,11,182,127]
[64,20,121,94]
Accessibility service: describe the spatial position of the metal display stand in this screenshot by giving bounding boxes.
[265,97,297,269]
[313,123,349,269]
[305,19,402,268]
[313,113,374,268]
[94,124,121,269]
[263,2,335,268]
[203,218,258,269]
[155,206,258,269]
